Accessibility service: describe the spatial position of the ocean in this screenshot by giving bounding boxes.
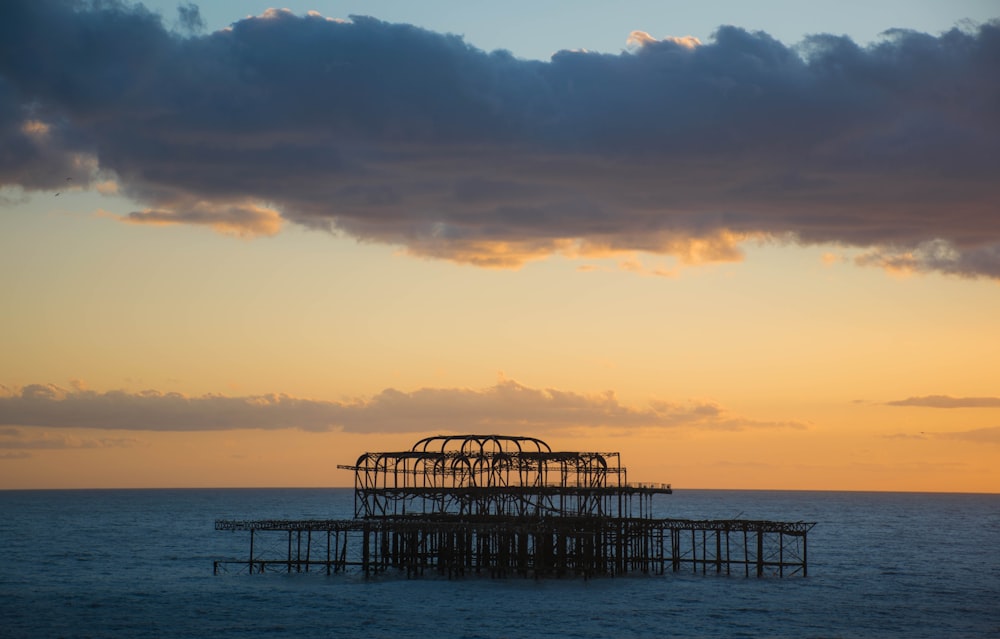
[1,488,997,638]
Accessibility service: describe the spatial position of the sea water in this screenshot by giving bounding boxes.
[1,488,997,638]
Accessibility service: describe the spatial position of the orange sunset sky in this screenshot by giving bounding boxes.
[2,0,999,492]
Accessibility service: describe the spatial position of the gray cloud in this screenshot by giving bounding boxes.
[887,395,1000,408]
[176,2,203,33]
[1,3,999,276]
[0,380,805,433]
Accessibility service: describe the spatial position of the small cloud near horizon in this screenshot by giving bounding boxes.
[935,426,1000,444]
[0,426,139,451]
[883,426,1000,445]
[886,395,1000,408]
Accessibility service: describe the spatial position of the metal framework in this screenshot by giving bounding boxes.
[339,434,664,520]
[215,434,814,579]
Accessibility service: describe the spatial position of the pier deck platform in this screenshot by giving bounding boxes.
[214,515,814,578]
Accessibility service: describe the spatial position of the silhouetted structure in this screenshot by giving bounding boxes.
[214,434,814,578]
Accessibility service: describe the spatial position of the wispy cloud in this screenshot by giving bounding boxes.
[123,199,283,237]
[887,395,1000,408]
[936,426,1000,444]
[0,427,139,450]
[0,380,805,434]
[883,427,1000,445]
[2,3,998,277]
[882,432,928,441]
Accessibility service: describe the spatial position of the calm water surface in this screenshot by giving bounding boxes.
[1,488,997,638]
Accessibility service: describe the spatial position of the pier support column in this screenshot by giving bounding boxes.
[756,531,763,578]
[249,529,255,574]
[802,534,808,578]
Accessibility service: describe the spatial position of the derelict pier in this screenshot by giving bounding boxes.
[214,435,814,578]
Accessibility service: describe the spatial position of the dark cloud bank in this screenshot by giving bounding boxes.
[0,381,802,434]
[2,1,999,276]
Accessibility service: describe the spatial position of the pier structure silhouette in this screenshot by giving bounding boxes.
[214,434,814,578]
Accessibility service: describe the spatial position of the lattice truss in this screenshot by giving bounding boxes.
[336,434,661,520]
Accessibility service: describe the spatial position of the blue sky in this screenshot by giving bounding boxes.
[147,1,1000,60]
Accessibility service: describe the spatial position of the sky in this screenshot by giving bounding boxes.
[1,0,999,492]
